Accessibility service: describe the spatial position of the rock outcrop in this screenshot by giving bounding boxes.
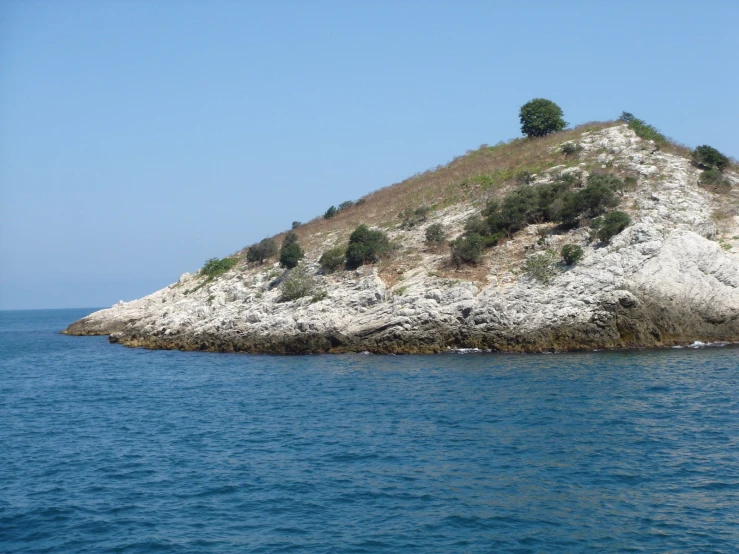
[64,125,739,353]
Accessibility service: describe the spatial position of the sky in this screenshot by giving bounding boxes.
[1,0,737,310]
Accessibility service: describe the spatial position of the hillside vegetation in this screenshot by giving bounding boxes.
[205,106,736,294]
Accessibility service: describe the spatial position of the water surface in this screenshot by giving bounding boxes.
[1,309,738,552]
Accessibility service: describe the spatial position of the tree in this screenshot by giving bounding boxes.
[324,206,337,219]
[519,98,567,138]
[246,238,277,263]
[279,243,304,269]
[278,232,303,268]
[345,224,390,269]
[692,145,729,171]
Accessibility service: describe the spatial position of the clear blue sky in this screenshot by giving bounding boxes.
[1,0,737,310]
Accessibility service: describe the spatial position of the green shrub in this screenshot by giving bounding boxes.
[561,142,582,156]
[699,167,731,191]
[279,267,315,302]
[450,233,484,267]
[489,187,540,235]
[692,145,729,171]
[464,215,489,236]
[324,206,337,219]
[310,291,328,303]
[519,98,567,138]
[200,256,238,278]
[338,200,354,211]
[345,224,390,269]
[282,231,298,247]
[618,112,666,144]
[524,251,559,283]
[291,221,302,229]
[279,242,304,269]
[561,244,584,265]
[597,211,631,243]
[578,178,618,216]
[515,170,534,185]
[556,174,619,225]
[246,238,278,263]
[425,223,446,245]
[319,247,345,273]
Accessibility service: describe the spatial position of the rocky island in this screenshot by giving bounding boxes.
[64,113,739,353]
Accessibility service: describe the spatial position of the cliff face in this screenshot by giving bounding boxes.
[64,125,739,353]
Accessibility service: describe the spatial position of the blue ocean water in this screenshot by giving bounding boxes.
[1,309,738,553]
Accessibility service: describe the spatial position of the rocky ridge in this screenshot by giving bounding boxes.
[64,124,739,353]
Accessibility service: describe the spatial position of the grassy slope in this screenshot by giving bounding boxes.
[229,120,736,272]
[237,122,617,254]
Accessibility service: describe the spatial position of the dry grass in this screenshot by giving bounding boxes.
[241,122,617,255]
[232,120,732,267]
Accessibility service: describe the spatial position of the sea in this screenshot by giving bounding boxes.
[1,308,738,553]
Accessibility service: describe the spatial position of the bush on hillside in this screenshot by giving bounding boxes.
[561,244,584,265]
[618,112,667,144]
[425,223,446,245]
[246,238,278,263]
[699,167,732,192]
[279,267,316,302]
[519,98,567,138]
[399,205,431,228]
[561,142,583,156]
[596,211,631,243]
[450,233,484,267]
[515,170,535,185]
[200,256,238,278]
[291,221,302,229]
[464,215,490,236]
[282,231,298,247]
[319,247,345,273]
[692,145,729,171]
[345,224,390,269]
[324,206,337,219]
[524,251,559,283]
[279,243,304,269]
[338,200,354,211]
[464,172,623,242]
[556,174,620,225]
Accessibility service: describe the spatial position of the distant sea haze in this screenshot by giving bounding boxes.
[2,309,738,552]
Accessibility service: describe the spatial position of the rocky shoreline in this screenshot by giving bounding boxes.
[63,125,739,354]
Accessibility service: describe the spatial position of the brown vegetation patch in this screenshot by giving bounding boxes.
[254,122,618,254]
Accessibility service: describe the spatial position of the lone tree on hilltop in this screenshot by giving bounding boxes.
[519,98,567,138]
